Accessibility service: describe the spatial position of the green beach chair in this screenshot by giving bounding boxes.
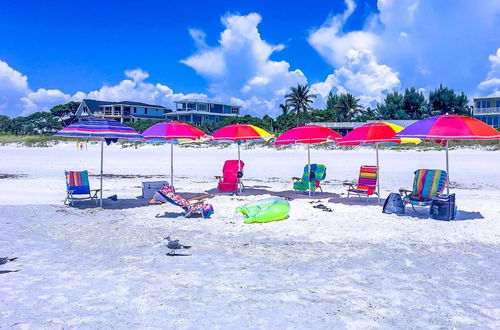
[399,169,447,212]
[292,164,326,194]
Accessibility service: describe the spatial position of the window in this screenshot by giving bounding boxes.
[476,102,481,108]
[134,107,137,113]
[496,101,500,108]
[199,103,207,111]
[231,107,239,114]
[144,108,148,114]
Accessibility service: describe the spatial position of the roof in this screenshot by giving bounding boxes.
[82,99,169,113]
[173,99,241,108]
[473,96,500,101]
[165,110,238,117]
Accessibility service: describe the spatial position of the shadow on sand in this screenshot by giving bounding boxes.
[207,187,340,200]
[328,196,384,206]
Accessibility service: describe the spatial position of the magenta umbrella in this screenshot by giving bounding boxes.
[142,121,209,189]
[397,114,500,193]
[275,125,342,195]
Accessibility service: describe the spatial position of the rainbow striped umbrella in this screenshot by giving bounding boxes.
[397,114,500,193]
[55,117,143,207]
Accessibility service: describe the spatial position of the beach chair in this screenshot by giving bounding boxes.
[155,186,214,218]
[399,169,447,212]
[215,160,245,193]
[343,165,378,200]
[64,170,100,206]
[292,164,326,194]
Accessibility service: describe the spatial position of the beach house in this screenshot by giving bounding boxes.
[473,96,500,127]
[75,99,172,123]
[165,99,241,125]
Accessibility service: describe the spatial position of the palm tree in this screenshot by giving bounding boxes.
[335,93,364,121]
[285,84,317,126]
[279,103,289,116]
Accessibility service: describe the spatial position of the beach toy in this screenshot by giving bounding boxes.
[236,197,290,223]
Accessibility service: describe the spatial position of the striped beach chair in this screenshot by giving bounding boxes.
[292,164,327,195]
[64,170,100,206]
[399,169,447,211]
[156,186,214,219]
[343,165,378,200]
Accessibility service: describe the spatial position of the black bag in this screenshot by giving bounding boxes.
[383,193,405,214]
[430,194,456,220]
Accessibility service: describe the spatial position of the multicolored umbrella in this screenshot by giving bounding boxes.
[275,125,342,195]
[339,122,421,201]
[55,117,143,207]
[142,121,209,189]
[396,114,500,193]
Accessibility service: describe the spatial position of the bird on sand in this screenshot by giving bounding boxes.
[164,237,191,255]
[0,257,17,265]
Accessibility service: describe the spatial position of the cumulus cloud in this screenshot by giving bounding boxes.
[0,62,207,117]
[181,13,306,117]
[311,49,400,107]
[477,48,500,96]
[309,0,500,103]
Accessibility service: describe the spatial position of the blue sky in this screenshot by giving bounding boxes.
[0,0,499,117]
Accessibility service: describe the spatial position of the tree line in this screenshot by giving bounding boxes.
[0,84,478,136]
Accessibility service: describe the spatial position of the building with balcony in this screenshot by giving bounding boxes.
[165,99,241,125]
[75,99,172,123]
[473,96,500,127]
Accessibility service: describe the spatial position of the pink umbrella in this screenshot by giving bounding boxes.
[142,121,208,189]
[275,125,342,195]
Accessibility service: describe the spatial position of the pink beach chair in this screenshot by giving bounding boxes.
[215,160,245,193]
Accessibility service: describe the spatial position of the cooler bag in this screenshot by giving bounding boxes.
[430,193,456,220]
[383,193,405,214]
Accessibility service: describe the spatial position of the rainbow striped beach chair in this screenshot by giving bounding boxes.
[399,169,447,211]
[64,170,100,206]
[343,165,378,200]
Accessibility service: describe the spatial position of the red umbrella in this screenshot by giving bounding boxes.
[339,122,421,201]
[275,125,342,195]
[143,121,209,189]
[397,114,500,193]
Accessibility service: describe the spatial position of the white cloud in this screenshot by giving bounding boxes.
[477,48,500,96]
[181,13,306,117]
[0,62,207,117]
[309,0,500,102]
[311,49,400,107]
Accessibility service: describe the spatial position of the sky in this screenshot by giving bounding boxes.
[0,0,499,118]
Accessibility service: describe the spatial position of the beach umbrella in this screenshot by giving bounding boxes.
[142,121,209,190]
[339,121,421,202]
[54,117,143,207]
[396,114,500,193]
[275,125,342,195]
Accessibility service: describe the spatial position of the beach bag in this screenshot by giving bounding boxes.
[430,194,456,221]
[383,193,405,214]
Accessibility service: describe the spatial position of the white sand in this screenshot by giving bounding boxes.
[0,143,499,329]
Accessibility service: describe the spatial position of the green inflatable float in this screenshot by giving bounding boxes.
[236,197,290,223]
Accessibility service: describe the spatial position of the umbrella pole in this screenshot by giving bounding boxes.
[238,142,242,193]
[445,140,450,194]
[376,143,380,203]
[100,139,104,207]
[170,143,174,191]
[308,143,311,197]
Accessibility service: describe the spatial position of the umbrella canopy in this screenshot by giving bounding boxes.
[275,125,342,196]
[54,117,143,207]
[211,124,273,192]
[339,122,421,202]
[142,121,209,189]
[211,124,272,143]
[396,114,500,193]
[274,124,342,145]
